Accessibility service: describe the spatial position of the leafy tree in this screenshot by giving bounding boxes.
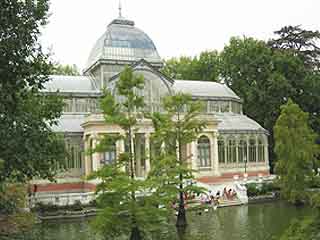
[270,26,320,143]
[0,0,66,183]
[51,63,80,76]
[274,99,319,204]
[88,67,168,240]
[150,93,206,228]
[162,51,219,81]
[269,25,320,69]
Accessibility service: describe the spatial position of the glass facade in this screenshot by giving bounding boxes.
[202,100,242,114]
[65,135,84,170]
[63,98,100,113]
[218,134,266,164]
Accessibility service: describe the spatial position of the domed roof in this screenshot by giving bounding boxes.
[85,17,162,71]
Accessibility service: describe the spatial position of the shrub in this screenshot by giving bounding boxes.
[246,183,259,197]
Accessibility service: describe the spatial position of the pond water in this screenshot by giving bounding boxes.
[32,201,311,240]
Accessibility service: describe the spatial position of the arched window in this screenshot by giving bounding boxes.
[249,138,256,162]
[218,138,225,163]
[227,138,237,163]
[238,138,247,163]
[258,138,265,162]
[197,136,211,167]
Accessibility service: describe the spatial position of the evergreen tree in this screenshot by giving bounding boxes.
[274,99,319,204]
[150,93,207,228]
[88,67,168,240]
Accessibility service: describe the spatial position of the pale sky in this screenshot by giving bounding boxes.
[41,0,320,72]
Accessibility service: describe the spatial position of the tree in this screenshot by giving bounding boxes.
[0,0,66,183]
[269,25,320,69]
[51,63,80,76]
[0,0,64,182]
[0,0,66,237]
[88,67,168,240]
[274,99,319,204]
[150,93,206,228]
[269,26,320,142]
[162,51,219,81]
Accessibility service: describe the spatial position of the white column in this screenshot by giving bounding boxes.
[264,136,269,168]
[213,131,220,176]
[255,135,259,163]
[190,141,198,171]
[83,135,90,176]
[92,135,100,171]
[145,133,151,176]
[208,133,215,170]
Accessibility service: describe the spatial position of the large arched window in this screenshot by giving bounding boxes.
[218,138,225,163]
[258,138,265,162]
[249,138,257,162]
[238,138,247,163]
[197,136,211,167]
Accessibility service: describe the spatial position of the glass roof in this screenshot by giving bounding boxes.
[86,17,162,70]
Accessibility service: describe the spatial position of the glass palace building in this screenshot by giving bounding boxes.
[39,13,269,194]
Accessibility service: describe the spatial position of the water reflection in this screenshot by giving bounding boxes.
[35,202,311,240]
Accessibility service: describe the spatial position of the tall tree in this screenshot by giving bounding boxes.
[150,93,206,228]
[219,37,298,169]
[269,25,320,69]
[274,99,319,204]
[88,67,167,240]
[51,63,80,76]
[162,51,219,81]
[270,25,320,141]
[0,0,66,237]
[0,0,66,182]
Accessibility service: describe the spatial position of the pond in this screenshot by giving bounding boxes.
[31,201,311,240]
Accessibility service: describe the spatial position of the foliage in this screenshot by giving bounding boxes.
[50,63,80,76]
[0,184,37,237]
[0,184,27,215]
[246,182,280,197]
[149,93,207,227]
[269,25,320,69]
[0,0,66,183]
[88,66,168,240]
[274,99,319,204]
[162,51,219,81]
[307,175,320,189]
[269,26,320,157]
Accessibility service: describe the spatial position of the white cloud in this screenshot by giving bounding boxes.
[41,0,320,71]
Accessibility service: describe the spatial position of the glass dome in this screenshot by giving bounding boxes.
[85,17,162,70]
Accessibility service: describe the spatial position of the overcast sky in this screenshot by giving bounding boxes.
[41,0,320,72]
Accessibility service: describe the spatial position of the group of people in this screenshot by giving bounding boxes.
[171,187,238,211]
[222,187,237,200]
[199,190,220,206]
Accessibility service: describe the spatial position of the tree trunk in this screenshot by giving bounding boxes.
[130,226,142,240]
[176,112,187,228]
[176,201,187,227]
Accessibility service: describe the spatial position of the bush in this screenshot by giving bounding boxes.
[246,182,280,197]
[246,183,259,197]
[307,176,320,188]
[0,184,27,215]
